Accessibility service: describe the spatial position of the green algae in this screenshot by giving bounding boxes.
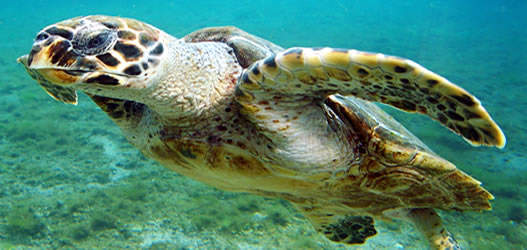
[90,213,118,231]
[6,206,45,238]
[116,183,149,202]
[492,223,527,246]
[70,224,91,241]
[506,205,527,223]
[0,241,16,250]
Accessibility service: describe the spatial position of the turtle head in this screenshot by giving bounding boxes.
[18,15,168,104]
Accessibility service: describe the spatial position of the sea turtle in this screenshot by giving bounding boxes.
[18,16,506,249]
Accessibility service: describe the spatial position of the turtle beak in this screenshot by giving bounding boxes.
[18,54,79,105]
[24,38,86,86]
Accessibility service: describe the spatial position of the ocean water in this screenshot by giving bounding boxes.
[0,0,526,249]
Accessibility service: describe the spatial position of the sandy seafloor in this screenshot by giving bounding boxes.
[0,0,526,249]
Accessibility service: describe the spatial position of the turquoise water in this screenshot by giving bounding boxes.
[1,0,526,249]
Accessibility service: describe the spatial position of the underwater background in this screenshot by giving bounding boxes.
[0,0,526,249]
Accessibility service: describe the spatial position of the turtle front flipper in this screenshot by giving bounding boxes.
[236,47,506,148]
[293,204,377,245]
[87,94,146,129]
[183,26,283,68]
[407,208,462,250]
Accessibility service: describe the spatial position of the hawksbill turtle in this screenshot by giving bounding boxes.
[18,16,506,249]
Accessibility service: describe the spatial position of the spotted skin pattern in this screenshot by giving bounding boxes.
[25,15,165,90]
[294,202,377,245]
[237,47,506,148]
[18,16,507,250]
[409,208,462,250]
[19,16,169,122]
[324,216,377,244]
[88,94,146,128]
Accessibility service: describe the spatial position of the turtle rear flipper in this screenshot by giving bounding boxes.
[408,208,462,250]
[294,204,377,245]
[322,215,377,244]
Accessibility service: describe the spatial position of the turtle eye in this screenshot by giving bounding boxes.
[87,32,110,49]
[73,29,116,56]
[35,32,49,42]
